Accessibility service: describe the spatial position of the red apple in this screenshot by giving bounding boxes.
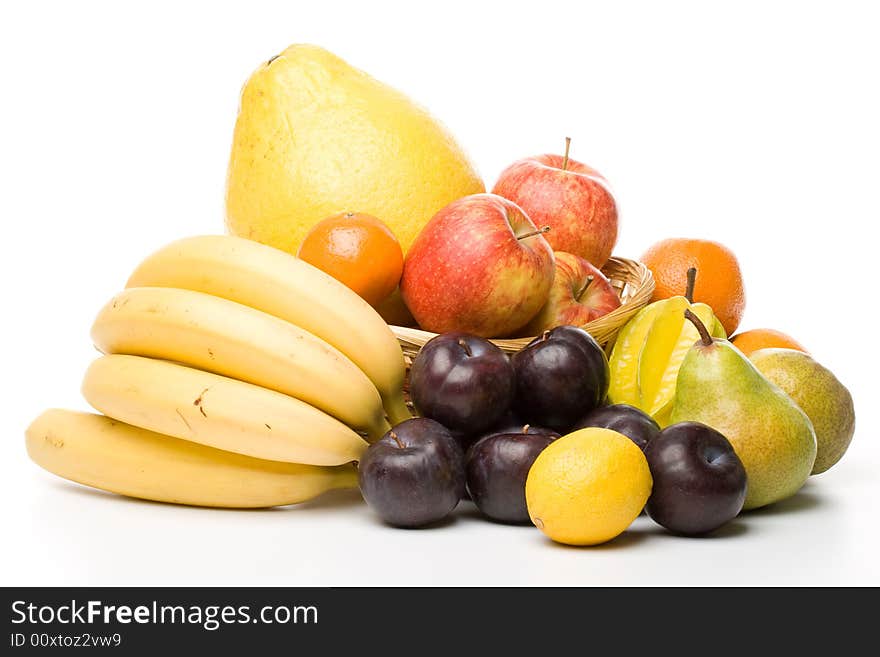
[401,193,555,337]
[492,139,618,267]
[522,251,621,335]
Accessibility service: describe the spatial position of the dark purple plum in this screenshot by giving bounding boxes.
[574,404,661,450]
[465,427,558,523]
[358,418,465,528]
[645,421,747,536]
[465,411,558,448]
[453,418,557,502]
[409,332,515,434]
[511,326,609,431]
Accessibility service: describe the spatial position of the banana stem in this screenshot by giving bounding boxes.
[369,417,393,442]
[684,309,713,346]
[384,390,413,426]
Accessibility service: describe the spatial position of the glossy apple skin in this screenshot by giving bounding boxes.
[400,193,555,337]
[358,418,465,528]
[574,404,660,451]
[410,332,515,434]
[511,326,609,431]
[466,430,558,523]
[523,251,621,334]
[644,422,747,535]
[492,154,618,267]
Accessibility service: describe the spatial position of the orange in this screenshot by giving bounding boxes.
[731,329,807,356]
[297,212,404,308]
[641,238,746,335]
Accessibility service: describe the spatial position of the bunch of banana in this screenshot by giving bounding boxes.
[27,410,358,508]
[26,235,411,508]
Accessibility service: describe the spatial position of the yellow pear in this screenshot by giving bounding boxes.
[226,44,485,254]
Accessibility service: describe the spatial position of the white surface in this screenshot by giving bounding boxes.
[2,0,878,586]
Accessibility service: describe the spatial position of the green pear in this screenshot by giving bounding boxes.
[749,348,854,475]
[670,311,817,510]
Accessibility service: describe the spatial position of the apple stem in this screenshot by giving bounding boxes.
[457,337,472,357]
[684,309,713,346]
[575,275,595,302]
[522,424,530,434]
[562,137,572,171]
[685,267,697,303]
[516,225,551,241]
[389,431,405,449]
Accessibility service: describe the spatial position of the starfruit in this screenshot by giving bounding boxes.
[608,271,725,426]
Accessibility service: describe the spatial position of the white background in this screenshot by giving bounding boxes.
[2,0,878,585]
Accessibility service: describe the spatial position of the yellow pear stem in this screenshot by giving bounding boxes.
[516,225,551,241]
[562,137,572,171]
[684,309,713,346]
[685,267,697,303]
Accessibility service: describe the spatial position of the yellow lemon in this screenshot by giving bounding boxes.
[226,44,485,255]
[525,428,652,546]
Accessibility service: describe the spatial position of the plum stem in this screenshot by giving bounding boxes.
[684,309,713,346]
[562,137,572,171]
[685,267,697,303]
[522,424,530,434]
[389,431,405,449]
[457,338,472,357]
[516,225,551,241]
[575,275,595,302]
[540,330,551,342]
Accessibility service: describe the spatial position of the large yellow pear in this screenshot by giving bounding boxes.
[226,44,485,254]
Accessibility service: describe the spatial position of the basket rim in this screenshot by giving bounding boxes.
[391,255,654,351]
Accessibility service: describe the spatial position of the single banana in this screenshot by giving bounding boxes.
[125,235,411,425]
[26,409,357,508]
[91,286,389,440]
[82,354,368,466]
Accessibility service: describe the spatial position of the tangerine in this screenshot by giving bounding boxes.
[297,212,404,308]
[731,329,807,356]
[641,238,746,335]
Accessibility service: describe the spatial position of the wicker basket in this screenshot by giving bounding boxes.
[391,256,654,362]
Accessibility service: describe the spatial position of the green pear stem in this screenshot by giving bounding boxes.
[576,276,595,302]
[389,431,405,449]
[684,309,713,346]
[562,137,572,171]
[516,225,551,241]
[685,267,697,303]
[457,337,472,357]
